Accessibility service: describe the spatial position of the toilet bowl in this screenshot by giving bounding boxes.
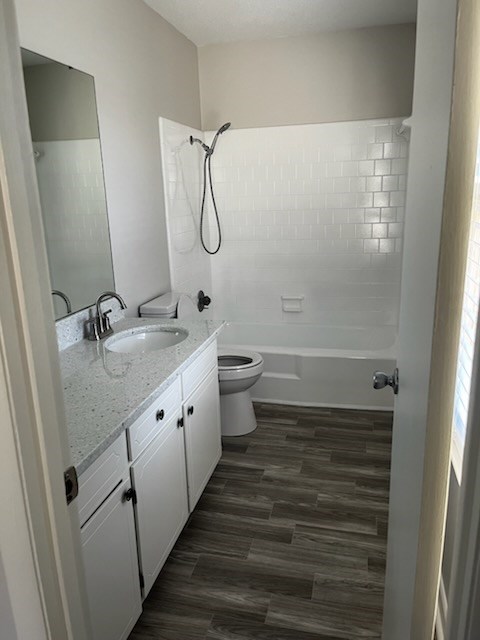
[218,348,264,436]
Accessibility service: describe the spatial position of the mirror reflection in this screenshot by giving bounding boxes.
[21,49,115,320]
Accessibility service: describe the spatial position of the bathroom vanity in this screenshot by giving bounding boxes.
[59,317,223,640]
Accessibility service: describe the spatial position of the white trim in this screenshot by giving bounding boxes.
[251,396,393,412]
[447,291,480,638]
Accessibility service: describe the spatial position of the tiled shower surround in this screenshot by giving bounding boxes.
[159,118,213,314]
[160,117,409,329]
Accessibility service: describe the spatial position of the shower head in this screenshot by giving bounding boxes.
[217,122,231,135]
[190,122,232,156]
[209,122,232,155]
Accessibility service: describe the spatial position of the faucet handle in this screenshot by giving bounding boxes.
[102,309,113,331]
[86,318,100,341]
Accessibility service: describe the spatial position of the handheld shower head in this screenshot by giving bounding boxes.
[190,122,232,255]
[209,122,231,155]
[217,122,231,135]
[190,123,232,157]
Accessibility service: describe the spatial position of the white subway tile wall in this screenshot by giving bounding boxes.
[159,118,213,312]
[34,139,114,318]
[203,119,409,327]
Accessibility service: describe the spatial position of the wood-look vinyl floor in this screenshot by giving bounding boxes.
[129,403,393,640]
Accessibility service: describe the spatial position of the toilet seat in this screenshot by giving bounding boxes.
[217,348,263,371]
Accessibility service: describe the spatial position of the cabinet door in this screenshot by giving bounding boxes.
[81,479,142,640]
[131,413,189,597]
[184,366,222,510]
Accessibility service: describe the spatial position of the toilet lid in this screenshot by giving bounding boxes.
[177,294,197,319]
[217,348,263,370]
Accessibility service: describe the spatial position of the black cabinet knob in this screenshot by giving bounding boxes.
[156,409,164,422]
[123,488,136,503]
[187,405,194,416]
[177,417,184,428]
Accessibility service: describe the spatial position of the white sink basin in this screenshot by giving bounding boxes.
[106,328,188,354]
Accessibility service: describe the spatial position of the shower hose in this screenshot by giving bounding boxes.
[200,152,222,255]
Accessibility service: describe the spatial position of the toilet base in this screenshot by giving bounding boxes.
[220,390,257,436]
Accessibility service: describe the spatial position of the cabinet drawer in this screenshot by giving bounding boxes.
[127,377,182,461]
[77,434,129,528]
[182,341,218,399]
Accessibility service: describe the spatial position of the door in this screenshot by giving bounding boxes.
[382,0,470,637]
[81,479,142,640]
[183,366,222,510]
[0,1,91,637]
[131,412,189,597]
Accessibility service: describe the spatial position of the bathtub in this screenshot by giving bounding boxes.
[218,323,396,410]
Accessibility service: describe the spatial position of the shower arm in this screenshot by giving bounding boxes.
[189,136,211,154]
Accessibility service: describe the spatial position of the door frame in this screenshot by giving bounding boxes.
[447,314,480,638]
[0,0,90,637]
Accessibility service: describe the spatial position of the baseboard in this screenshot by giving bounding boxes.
[252,397,393,412]
[436,575,448,640]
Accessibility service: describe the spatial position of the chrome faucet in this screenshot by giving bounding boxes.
[52,289,72,314]
[87,291,127,341]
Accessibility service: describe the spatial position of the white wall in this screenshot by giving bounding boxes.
[14,0,201,315]
[203,119,409,328]
[199,24,416,130]
[159,117,213,309]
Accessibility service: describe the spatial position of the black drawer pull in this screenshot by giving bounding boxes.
[156,409,165,422]
[123,488,137,504]
[187,405,194,416]
[177,417,184,428]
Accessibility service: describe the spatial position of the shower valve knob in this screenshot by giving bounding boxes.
[197,290,211,312]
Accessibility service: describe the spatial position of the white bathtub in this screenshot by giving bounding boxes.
[218,322,396,410]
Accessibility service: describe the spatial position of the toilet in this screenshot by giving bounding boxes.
[217,348,264,436]
[139,292,264,437]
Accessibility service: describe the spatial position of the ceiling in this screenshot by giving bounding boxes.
[143,0,417,47]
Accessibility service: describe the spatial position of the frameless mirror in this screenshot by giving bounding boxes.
[21,49,115,320]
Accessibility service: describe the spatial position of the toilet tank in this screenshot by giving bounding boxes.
[139,292,179,318]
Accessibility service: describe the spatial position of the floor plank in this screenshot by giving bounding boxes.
[129,403,392,639]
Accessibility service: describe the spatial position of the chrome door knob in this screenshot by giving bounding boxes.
[373,368,399,395]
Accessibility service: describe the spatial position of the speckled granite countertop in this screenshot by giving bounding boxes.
[59,318,224,476]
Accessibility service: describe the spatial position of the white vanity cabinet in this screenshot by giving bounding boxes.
[129,342,221,594]
[130,410,189,596]
[78,438,141,640]
[77,339,221,639]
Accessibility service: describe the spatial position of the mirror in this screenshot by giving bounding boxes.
[21,49,115,320]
